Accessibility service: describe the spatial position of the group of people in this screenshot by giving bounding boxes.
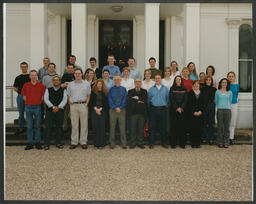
[13,54,239,150]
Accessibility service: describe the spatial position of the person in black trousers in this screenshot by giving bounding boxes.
[188,80,205,148]
[169,75,188,148]
[89,79,109,149]
[127,78,147,149]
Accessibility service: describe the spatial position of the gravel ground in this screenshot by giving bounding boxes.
[5,145,252,201]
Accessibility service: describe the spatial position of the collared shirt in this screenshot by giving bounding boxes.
[108,85,127,110]
[121,67,142,80]
[142,79,155,91]
[121,77,135,92]
[13,74,30,94]
[102,65,120,79]
[215,90,233,109]
[104,78,114,90]
[148,85,169,107]
[61,73,75,83]
[44,87,67,109]
[42,73,58,88]
[21,81,46,105]
[162,78,173,90]
[38,67,49,82]
[66,80,91,103]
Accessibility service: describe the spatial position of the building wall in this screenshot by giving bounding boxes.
[200,3,252,128]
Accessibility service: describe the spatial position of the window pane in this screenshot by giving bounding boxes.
[239,61,252,92]
[239,24,252,59]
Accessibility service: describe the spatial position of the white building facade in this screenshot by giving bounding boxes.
[4,3,253,128]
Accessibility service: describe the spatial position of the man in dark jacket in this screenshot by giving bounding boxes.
[127,78,147,149]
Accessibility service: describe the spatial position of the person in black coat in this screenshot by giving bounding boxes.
[89,79,109,148]
[188,80,205,148]
[201,75,217,145]
[127,78,147,149]
[169,75,188,148]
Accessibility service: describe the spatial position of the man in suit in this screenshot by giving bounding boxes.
[127,78,147,149]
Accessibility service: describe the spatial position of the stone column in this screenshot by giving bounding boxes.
[145,3,160,68]
[135,15,145,74]
[61,16,67,73]
[71,3,87,69]
[165,17,171,67]
[87,14,96,68]
[226,18,241,75]
[30,3,47,69]
[183,3,200,67]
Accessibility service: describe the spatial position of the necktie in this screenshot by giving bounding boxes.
[116,87,120,107]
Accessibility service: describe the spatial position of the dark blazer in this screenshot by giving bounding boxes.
[169,86,188,112]
[202,85,217,105]
[89,91,109,112]
[127,88,148,117]
[187,90,205,117]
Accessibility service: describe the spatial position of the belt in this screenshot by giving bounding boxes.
[151,105,166,110]
[72,101,86,104]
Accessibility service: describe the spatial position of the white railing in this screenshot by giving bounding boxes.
[6,86,18,111]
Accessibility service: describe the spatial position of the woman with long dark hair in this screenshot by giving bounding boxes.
[169,75,188,149]
[215,78,232,148]
[89,79,109,149]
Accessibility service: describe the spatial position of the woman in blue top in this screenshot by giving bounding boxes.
[227,72,239,145]
[215,78,233,148]
[187,62,199,80]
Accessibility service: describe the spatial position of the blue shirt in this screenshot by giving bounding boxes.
[121,67,142,80]
[105,79,114,90]
[230,84,239,104]
[189,73,199,80]
[148,85,169,108]
[102,65,120,79]
[108,85,127,110]
[215,90,233,109]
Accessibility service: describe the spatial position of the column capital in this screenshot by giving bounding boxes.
[135,15,144,24]
[226,18,241,29]
[88,14,97,24]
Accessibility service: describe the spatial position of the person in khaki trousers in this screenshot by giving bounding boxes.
[66,68,91,149]
[108,75,127,149]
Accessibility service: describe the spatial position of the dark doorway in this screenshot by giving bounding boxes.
[99,20,133,71]
[159,20,165,73]
[67,19,72,64]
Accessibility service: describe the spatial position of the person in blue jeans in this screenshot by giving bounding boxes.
[148,74,169,149]
[21,70,46,150]
[201,75,217,145]
[13,62,30,135]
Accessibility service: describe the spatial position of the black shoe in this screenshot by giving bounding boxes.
[81,144,88,149]
[223,145,229,148]
[171,145,176,149]
[191,145,196,148]
[130,145,136,149]
[161,144,168,149]
[218,144,223,148]
[122,146,127,149]
[229,139,234,145]
[24,144,33,150]
[69,145,77,149]
[35,143,42,150]
[137,145,145,149]
[44,146,50,150]
[149,145,154,149]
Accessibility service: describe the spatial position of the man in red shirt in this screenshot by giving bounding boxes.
[21,70,46,150]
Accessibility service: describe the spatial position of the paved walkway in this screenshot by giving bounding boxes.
[5,145,252,201]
